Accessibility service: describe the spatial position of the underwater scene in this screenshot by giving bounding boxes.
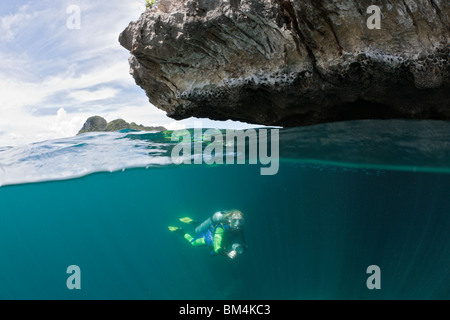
[0,119,449,300]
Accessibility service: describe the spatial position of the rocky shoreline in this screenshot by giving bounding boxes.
[77,116,166,135]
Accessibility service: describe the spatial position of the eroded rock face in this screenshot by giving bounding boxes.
[119,0,449,127]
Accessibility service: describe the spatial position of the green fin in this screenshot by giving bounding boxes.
[168,226,179,232]
[179,217,193,224]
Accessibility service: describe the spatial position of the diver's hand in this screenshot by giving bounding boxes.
[227,250,237,259]
[232,243,243,254]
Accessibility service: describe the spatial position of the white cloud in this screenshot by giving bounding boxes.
[41,61,132,93]
[0,60,129,109]
[69,87,118,103]
[0,106,85,147]
[0,1,153,146]
[48,108,85,137]
[0,5,37,41]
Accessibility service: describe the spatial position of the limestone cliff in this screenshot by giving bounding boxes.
[119,0,449,126]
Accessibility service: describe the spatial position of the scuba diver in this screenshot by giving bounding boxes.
[169,210,247,259]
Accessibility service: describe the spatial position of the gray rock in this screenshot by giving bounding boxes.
[77,116,166,134]
[78,116,107,135]
[119,0,449,127]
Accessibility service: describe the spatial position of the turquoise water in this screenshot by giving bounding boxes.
[0,120,449,299]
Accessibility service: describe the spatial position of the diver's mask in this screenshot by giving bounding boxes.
[230,216,245,230]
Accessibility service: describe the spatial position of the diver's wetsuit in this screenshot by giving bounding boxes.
[183,223,246,256]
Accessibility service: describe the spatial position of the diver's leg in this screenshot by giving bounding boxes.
[169,225,205,246]
[183,233,206,247]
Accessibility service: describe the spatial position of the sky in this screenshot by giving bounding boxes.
[0,0,261,147]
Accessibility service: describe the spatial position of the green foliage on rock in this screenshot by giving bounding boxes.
[105,119,129,132]
[145,0,159,10]
[77,116,166,135]
[129,122,166,132]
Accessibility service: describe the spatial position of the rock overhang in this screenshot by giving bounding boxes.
[119,0,449,127]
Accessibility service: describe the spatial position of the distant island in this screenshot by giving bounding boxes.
[77,116,166,135]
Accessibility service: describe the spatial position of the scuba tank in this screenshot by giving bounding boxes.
[195,211,224,234]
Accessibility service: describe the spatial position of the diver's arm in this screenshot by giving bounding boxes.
[214,226,236,258]
[213,226,226,256]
